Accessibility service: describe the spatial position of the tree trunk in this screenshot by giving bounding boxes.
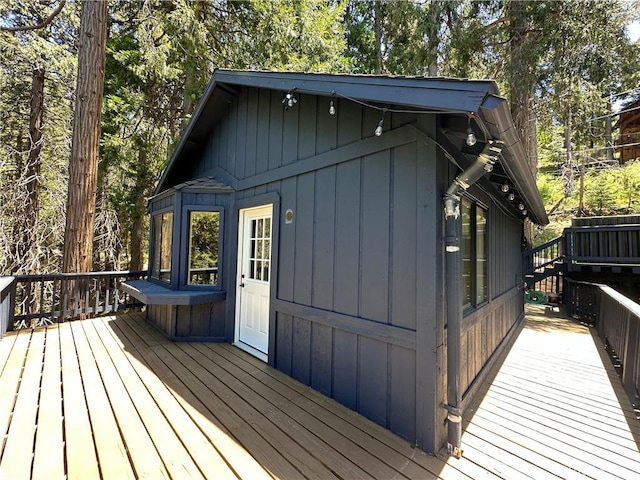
[129,148,148,271]
[506,2,536,244]
[62,0,108,274]
[23,67,45,273]
[373,0,384,74]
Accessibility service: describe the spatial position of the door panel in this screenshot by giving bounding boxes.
[235,205,272,358]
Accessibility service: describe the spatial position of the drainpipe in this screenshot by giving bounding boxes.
[444,140,502,458]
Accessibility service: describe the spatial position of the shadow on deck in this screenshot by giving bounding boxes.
[0,305,639,479]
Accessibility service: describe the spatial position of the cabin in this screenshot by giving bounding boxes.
[123,69,548,455]
[616,96,640,164]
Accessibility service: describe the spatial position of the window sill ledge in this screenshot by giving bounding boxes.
[123,279,226,306]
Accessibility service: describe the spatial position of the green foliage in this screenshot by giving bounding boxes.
[242,0,348,72]
[536,174,564,206]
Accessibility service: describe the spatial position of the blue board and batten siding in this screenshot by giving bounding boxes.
[175,88,444,449]
[153,84,527,453]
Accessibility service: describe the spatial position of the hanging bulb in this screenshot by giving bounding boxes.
[518,203,525,210]
[501,182,509,193]
[522,209,528,216]
[375,118,384,136]
[466,127,477,146]
[508,192,515,201]
[282,92,297,109]
[329,100,336,115]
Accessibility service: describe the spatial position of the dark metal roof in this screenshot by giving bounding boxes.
[155,69,548,225]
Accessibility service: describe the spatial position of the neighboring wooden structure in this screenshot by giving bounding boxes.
[616,98,640,164]
[125,70,547,453]
[524,215,640,304]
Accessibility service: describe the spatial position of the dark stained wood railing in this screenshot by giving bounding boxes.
[1,270,146,331]
[565,279,640,402]
[523,236,564,294]
[0,277,16,339]
[564,224,640,270]
[523,236,564,273]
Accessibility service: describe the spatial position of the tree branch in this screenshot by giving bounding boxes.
[0,0,66,32]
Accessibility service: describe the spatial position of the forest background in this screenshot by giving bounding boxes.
[1,0,640,276]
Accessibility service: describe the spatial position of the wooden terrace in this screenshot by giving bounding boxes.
[1,306,640,479]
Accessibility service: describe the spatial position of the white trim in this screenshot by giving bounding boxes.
[234,204,273,361]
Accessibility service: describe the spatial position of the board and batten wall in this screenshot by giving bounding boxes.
[168,85,526,452]
[458,191,525,404]
[180,87,445,450]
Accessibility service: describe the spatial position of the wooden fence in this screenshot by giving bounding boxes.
[564,224,640,270]
[565,279,640,402]
[0,271,146,332]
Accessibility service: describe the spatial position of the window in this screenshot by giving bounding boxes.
[248,216,271,282]
[461,198,488,309]
[151,211,173,283]
[188,211,220,286]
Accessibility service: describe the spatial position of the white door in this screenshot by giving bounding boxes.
[235,205,272,360]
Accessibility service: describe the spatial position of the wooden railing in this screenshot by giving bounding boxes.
[1,270,146,331]
[565,279,640,402]
[523,236,564,274]
[564,224,640,269]
[0,277,16,339]
[523,236,564,293]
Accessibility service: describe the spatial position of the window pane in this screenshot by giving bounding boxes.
[151,215,162,279]
[159,212,173,281]
[461,199,472,308]
[476,206,487,304]
[151,212,173,283]
[188,211,219,286]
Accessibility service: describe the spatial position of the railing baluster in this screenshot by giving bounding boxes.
[5,271,146,327]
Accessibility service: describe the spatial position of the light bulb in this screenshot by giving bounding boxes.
[283,92,297,109]
[466,127,476,146]
[508,193,515,201]
[375,119,384,136]
[329,100,336,115]
[522,209,528,216]
[518,203,525,210]
[501,182,509,193]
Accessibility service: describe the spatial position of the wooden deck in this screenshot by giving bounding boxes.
[0,306,639,479]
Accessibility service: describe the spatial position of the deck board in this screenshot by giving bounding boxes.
[32,328,64,480]
[59,318,101,480]
[0,305,639,479]
[69,320,135,480]
[79,316,171,479]
[0,326,44,479]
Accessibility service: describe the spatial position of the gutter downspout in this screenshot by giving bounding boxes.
[443,140,502,458]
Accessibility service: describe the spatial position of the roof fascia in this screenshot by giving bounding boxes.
[479,95,549,225]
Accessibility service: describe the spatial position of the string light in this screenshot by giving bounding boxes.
[282,92,297,109]
[375,108,387,136]
[466,114,477,146]
[375,118,384,136]
[272,85,538,221]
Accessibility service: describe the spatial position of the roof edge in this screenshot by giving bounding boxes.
[479,95,549,226]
